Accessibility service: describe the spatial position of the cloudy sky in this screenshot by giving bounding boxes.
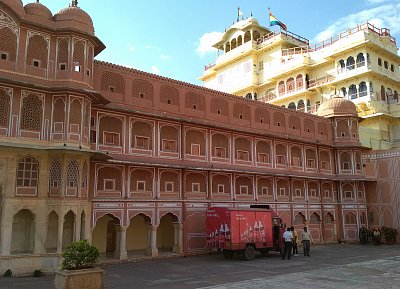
[22,0,400,85]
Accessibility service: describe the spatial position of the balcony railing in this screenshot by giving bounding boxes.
[257,29,309,46]
[281,22,396,57]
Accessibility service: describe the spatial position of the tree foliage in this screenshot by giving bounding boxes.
[61,240,100,270]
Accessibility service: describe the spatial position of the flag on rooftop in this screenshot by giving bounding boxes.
[268,8,287,30]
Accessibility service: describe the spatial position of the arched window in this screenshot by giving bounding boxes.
[359,82,367,97]
[294,213,305,225]
[278,81,285,95]
[378,58,382,66]
[341,87,347,97]
[345,213,356,224]
[244,31,251,43]
[82,161,88,189]
[0,89,10,129]
[50,159,62,189]
[20,95,42,132]
[245,93,253,100]
[338,59,345,73]
[356,53,365,67]
[225,43,231,53]
[288,102,296,110]
[297,100,305,112]
[324,213,334,224]
[381,85,386,101]
[237,35,243,46]
[349,84,357,99]
[16,157,39,190]
[394,90,398,101]
[310,213,320,224]
[67,160,79,189]
[306,99,311,111]
[346,56,355,70]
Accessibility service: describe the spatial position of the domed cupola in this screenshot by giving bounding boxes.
[24,1,53,21]
[0,0,25,15]
[54,0,94,36]
[317,95,358,118]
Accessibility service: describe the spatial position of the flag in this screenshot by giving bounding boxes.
[269,9,287,30]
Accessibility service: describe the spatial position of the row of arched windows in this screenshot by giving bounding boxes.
[217,30,261,54]
[11,209,85,254]
[0,25,94,79]
[278,74,305,95]
[337,53,368,72]
[0,89,90,142]
[15,157,88,197]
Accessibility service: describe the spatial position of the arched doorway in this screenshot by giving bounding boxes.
[92,214,120,257]
[45,211,58,253]
[126,213,151,257]
[62,211,75,249]
[157,213,179,254]
[11,209,35,254]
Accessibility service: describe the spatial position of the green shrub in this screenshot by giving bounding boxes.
[33,269,42,277]
[3,269,12,277]
[381,226,398,244]
[61,240,100,270]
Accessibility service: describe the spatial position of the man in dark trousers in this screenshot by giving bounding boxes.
[301,226,313,256]
[281,227,293,260]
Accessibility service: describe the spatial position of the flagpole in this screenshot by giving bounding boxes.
[268,7,271,28]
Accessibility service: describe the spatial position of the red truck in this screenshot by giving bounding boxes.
[206,205,284,260]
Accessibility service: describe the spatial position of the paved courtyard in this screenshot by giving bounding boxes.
[1,244,400,289]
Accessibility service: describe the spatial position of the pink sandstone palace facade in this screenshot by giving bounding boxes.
[0,0,398,275]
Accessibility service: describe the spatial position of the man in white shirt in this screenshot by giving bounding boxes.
[281,227,293,260]
[301,226,313,256]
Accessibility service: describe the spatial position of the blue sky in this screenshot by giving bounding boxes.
[23,0,400,85]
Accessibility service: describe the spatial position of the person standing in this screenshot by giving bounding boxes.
[292,226,298,256]
[301,226,313,256]
[281,227,293,260]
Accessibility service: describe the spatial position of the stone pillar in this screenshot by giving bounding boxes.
[333,220,338,241]
[0,218,12,255]
[57,217,64,254]
[146,224,158,257]
[115,226,128,260]
[172,223,183,254]
[34,219,46,254]
[75,217,81,242]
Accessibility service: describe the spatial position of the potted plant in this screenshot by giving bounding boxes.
[54,240,103,289]
[381,227,398,245]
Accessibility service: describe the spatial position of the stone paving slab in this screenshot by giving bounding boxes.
[199,256,400,289]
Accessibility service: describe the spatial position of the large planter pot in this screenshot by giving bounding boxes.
[54,267,104,289]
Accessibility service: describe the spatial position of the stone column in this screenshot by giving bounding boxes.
[34,219,46,254]
[172,223,183,254]
[57,217,64,254]
[0,217,12,255]
[75,217,81,242]
[115,226,128,260]
[146,224,158,257]
[333,220,338,241]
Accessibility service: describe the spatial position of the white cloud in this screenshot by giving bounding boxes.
[196,31,223,57]
[314,2,400,43]
[150,65,160,74]
[145,45,159,50]
[159,54,171,60]
[365,0,389,5]
[128,43,135,53]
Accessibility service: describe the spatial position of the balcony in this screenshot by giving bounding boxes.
[281,22,396,57]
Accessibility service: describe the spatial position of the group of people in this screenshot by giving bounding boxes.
[282,226,313,260]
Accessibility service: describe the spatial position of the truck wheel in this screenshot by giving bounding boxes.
[223,250,235,259]
[244,245,255,261]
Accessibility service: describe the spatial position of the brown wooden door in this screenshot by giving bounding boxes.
[106,221,116,253]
